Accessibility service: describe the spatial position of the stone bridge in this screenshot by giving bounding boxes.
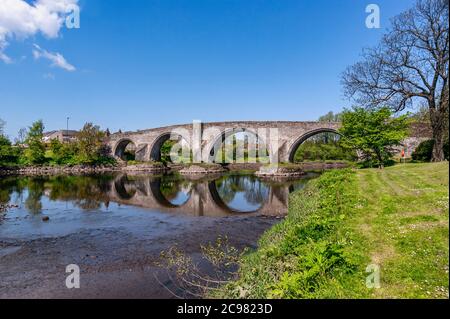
[106,121,341,163]
[108,174,296,217]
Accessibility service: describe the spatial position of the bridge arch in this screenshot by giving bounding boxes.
[149,131,192,163]
[204,128,268,163]
[114,138,137,161]
[287,128,342,163]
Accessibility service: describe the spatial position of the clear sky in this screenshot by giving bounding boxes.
[0,0,416,139]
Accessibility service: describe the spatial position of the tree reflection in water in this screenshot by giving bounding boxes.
[214,175,269,211]
[24,178,45,214]
[49,175,113,210]
[159,175,193,206]
[0,173,316,216]
[0,175,114,214]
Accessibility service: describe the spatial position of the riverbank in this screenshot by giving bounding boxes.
[0,215,277,299]
[0,171,295,298]
[216,163,449,298]
[0,161,349,177]
[0,164,121,176]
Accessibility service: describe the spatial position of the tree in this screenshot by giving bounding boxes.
[342,0,449,162]
[339,107,410,168]
[77,123,105,163]
[0,135,20,165]
[50,138,76,165]
[318,111,343,122]
[412,139,449,161]
[15,127,28,146]
[25,120,46,164]
[0,118,5,135]
[318,111,343,143]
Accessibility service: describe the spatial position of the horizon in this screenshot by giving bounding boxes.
[1,0,416,139]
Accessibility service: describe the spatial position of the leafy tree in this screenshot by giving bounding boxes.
[318,111,343,122]
[76,123,106,164]
[0,120,21,165]
[0,135,20,165]
[294,133,357,163]
[317,112,344,144]
[50,138,79,165]
[342,0,449,162]
[339,107,410,168]
[24,120,46,164]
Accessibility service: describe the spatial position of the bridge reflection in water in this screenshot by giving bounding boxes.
[110,173,316,217]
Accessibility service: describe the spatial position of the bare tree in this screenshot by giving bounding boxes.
[15,127,28,146]
[342,0,449,161]
[0,118,5,135]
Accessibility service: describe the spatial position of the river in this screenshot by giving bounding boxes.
[0,172,317,298]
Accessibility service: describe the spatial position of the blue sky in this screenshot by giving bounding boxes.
[0,0,416,139]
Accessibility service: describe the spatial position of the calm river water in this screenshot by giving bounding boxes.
[0,172,316,298]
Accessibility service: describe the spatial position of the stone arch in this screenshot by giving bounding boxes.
[114,138,137,161]
[204,128,268,163]
[149,131,191,162]
[287,128,342,163]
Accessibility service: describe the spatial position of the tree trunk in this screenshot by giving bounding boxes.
[375,149,384,169]
[429,100,446,162]
[431,126,445,162]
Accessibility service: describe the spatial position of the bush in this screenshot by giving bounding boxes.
[411,139,449,162]
[49,139,80,165]
[412,139,434,162]
[294,139,357,163]
[0,135,20,165]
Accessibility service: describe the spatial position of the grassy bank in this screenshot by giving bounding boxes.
[217,163,449,298]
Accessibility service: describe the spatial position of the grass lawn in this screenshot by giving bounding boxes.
[216,163,449,299]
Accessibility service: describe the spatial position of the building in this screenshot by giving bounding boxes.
[43,130,78,143]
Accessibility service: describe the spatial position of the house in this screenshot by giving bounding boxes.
[43,130,78,143]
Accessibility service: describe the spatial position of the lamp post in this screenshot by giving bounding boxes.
[66,117,70,143]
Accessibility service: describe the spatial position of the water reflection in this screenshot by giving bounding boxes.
[0,172,316,218]
[213,175,269,212]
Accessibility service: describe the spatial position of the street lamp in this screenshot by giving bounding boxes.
[66,117,70,143]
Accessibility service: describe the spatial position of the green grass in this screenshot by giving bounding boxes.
[216,163,449,299]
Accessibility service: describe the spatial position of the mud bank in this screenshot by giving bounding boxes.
[0,215,277,299]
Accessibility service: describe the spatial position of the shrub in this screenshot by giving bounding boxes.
[50,139,79,165]
[411,139,449,162]
[0,135,20,165]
